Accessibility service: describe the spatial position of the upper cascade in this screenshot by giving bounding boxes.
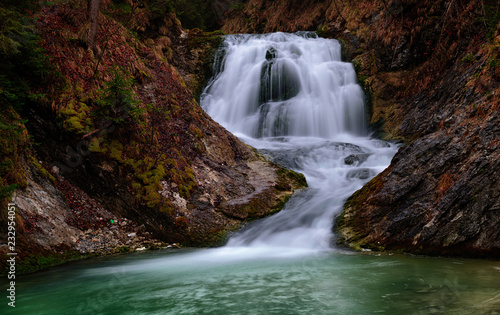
[201,32,367,138]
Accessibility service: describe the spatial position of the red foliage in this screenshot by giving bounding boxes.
[35,2,208,206]
[19,213,45,234]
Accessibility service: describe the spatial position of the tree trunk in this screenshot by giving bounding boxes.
[87,0,100,52]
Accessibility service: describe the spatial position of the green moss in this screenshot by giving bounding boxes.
[270,194,291,214]
[358,75,368,89]
[129,156,171,208]
[109,140,124,162]
[116,246,130,253]
[29,155,55,184]
[193,142,206,154]
[277,168,307,188]
[65,116,85,132]
[462,53,476,63]
[89,137,107,153]
[189,124,203,138]
[12,251,91,276]
[335,173,389,252]
[0,109,29,201]
[189,226,232,247]
[59,106,78,116]
[159,200,174,214]
[336,211,364,251]
[60,96,93,134]
[316,25,332,38]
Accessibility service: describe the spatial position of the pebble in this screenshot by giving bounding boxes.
[73,216,178,255]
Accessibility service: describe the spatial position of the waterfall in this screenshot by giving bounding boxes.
[201,32,397,251]
[201,32,367,138]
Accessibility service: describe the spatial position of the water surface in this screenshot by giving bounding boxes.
[5,249,500,314]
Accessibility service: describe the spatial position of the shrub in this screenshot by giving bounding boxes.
[94,69,143,124]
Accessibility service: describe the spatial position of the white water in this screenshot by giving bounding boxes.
[201,32,399,253]
[202,32,367,138]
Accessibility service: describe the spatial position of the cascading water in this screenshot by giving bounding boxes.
[202,32,367,138]
[201,32,399,251]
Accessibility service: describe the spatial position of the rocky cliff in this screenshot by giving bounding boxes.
[222,0,500,257]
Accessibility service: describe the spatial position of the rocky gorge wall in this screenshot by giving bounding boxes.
[0,0,306,273]
[222,0,500,257]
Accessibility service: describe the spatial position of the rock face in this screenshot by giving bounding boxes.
[338,67,500,256]
[13,167,83,250]
[334,4,500,258]
[10,165,165,256]
[222,0,500,257]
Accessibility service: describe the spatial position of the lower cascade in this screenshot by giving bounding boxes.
[201,32,398,251]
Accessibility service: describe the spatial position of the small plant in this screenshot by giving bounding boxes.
[479,2,500,40]
[488,57,499,72]
[94,69,143,125]
[147,0,220,31]
[117,246,130,253]
[461,53,476,63]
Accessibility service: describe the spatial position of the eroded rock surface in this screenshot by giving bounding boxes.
[338,61,500,257]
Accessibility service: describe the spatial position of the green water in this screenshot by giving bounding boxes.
[3,249,500,314]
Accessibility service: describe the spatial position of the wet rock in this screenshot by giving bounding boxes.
[344,154,370,165]
[337,70,500,257]
[266,47,277,60]
[346,169,375,180]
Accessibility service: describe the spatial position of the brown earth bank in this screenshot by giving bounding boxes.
[222,0,500,258]
[0,0,306,274]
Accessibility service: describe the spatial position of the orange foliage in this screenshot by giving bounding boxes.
[437,172,456,198]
